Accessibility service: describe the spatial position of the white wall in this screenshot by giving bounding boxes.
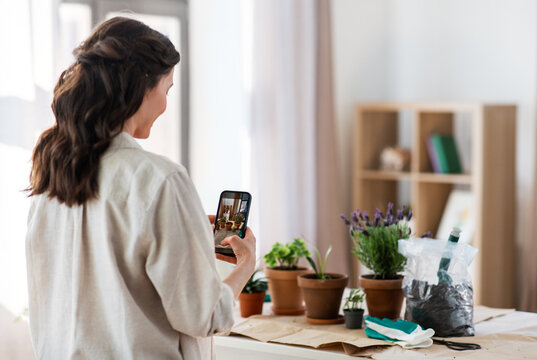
[332,0,537,304]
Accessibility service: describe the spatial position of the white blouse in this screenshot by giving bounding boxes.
[26,132,234,359]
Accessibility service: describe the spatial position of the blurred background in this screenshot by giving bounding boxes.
[1,1,536,343]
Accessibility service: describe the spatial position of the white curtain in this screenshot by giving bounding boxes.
[0,0,62,357]
[250,0,349,275]
[0,0,60,316]
[250,0,317,255]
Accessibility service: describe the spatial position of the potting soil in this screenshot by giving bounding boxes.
[404,279,474,337]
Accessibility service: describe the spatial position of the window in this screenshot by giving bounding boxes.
[106,12,182,164]
[0,0,188,316]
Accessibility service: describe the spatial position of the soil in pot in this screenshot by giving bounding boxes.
[297,273,348,321]
[238,292,266,317]
[343,309,364,329]
[265,267,312,315]
[360,274,404,320]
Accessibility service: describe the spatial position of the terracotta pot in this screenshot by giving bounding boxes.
[360,274,404,320]
[297,273,348,320]
[225,222,233,230]
[239,292,266,317]
[265,267,312,315]
[344,309,364,329]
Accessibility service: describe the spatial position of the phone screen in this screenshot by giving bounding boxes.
[214,191,251,257]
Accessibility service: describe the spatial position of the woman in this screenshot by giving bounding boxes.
[26,17,255,359]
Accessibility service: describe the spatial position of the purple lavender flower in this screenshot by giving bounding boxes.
[340,203,431,243]
[363,211,370,226]
[374,209,382,226]
[352,211,359,224]
[387,202,394,217]
[340,214,351,226]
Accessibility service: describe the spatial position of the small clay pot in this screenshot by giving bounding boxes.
[265,267,312,315]
[239,292,266,317]
[343,309,364,329]
[360,274,404,320]
[225,222,233,230]
[297,273,348,320]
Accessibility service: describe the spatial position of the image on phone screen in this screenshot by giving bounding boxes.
[214,191,251,257]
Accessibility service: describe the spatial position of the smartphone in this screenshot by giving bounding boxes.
[214,190,252,257]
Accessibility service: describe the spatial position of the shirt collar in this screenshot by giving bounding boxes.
[108,132,143,151]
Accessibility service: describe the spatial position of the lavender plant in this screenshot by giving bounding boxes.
[341,203,431,280]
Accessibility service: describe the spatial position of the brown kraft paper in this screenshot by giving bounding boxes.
[229,306,535,359]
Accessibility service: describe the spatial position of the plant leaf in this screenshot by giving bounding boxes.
[321,245,332,276]
[306,256,318,277]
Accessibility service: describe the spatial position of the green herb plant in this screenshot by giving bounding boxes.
[264,238,311,270]
[242,270,268,294]
[341,202,431,280]
[343,288,365,311]
[306,244,333,280]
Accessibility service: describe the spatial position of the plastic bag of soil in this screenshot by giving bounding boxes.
[398,237,478,337]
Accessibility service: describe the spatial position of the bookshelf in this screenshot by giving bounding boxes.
[353,102,516,308]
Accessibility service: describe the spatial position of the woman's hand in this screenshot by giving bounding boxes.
[221,227,257,298]
[220,227,256,269]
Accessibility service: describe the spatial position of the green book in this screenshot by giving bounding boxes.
[429,134,462,174]
[429,135,449,173]
[442,135,462,173]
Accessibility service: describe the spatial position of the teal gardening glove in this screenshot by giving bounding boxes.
[364,316,435,349]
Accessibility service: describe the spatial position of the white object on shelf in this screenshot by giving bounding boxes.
[436,189,475,245]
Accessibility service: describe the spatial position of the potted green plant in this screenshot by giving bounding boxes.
[343,288,365,329]
[218,216,226,229]
[341,202,431,319]
[297,244,348,324]
[264,238,312,315]
[233,213,244,226]
[239,270,268,317]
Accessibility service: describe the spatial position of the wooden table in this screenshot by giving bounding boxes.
[215,303,537,359]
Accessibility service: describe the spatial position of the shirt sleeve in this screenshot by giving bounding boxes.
[144,169,235,338]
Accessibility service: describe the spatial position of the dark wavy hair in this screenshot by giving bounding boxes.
[28,17,180,206]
